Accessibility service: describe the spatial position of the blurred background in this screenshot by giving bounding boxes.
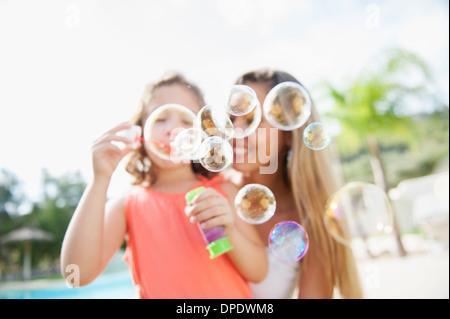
[0,0,448,299]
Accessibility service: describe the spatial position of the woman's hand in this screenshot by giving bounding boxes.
[91,122,140,182]
[185,188,235,234]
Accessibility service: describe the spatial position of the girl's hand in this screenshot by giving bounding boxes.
[91,122,140,181]
[185,188,235,234]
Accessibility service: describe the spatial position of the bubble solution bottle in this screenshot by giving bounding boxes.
[185,187,233,259]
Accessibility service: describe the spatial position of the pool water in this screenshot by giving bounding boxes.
[0,270,135,299]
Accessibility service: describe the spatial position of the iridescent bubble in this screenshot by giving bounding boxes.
[171,127,206,160]
[263,81,312,131]
[269,221,309,262]
[230,102,262,139]
[303,122,332,150]
[235,184,276,224]
[324,182,394,246]
[226,85,258,116]
[143,104,196,161]
[196,105,234,140]
[198,136,233,172]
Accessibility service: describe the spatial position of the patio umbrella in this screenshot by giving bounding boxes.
[0,227,54,280]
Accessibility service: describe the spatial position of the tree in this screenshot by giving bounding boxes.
[325,48,436,257]
[0,169,86,279]
[31,169,86,267]
[0,169,25,229]
[0,169,27,277]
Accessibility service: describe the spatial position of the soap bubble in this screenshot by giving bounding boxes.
[269,221,309,262]
[196,105,234,140]
[263,81,312,131]
[171,127,206,160]
[235,184,276,224]
[112,125,142,150]
[230,102,262,139]
[324,182,394,246]
[198,136,233,172]
[143,104,196,161]
[226,85,258,116]
[303,122,332,150]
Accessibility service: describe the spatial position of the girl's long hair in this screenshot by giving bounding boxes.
[125,71,212,186]
[236,68,364,298]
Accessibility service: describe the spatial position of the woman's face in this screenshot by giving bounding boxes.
[231,81,289,175]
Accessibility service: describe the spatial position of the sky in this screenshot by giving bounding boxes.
[0,0,449,204]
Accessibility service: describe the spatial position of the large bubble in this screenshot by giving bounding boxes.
[171,127,206,160]
[226,85,258,116]
[263,81,312,131]
[198,136,233,172]
[234,184,276,224]
[143,104,196,161]
[230,102,262,139]
[196,105,234,140]
[269,221,309,262]
[324,182,394,246]
[303,122,332,151]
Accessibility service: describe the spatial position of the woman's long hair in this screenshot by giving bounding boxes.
[236,68,364,298]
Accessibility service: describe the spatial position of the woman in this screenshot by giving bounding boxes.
[228,68,364,299]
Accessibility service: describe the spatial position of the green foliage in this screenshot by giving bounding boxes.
[0,169,25,234]
[324,48,436,157]
[339,109,449,189]
[31,169,86,264]
[0,169,86,277]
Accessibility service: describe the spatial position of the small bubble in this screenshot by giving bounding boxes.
[303,122,332,150]
[269,221,309,262]
[235,184,276,224]
[263,81,312,131]
[172,127,205,160]
[196,105,234,140]
[143,104,196,161]
[226,85,258,116]
[198,136,233,172]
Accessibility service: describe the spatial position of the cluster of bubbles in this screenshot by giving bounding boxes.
[115,83,394,263]
[143,103,198,162]
[135,81,332,173]
[263,81,332,150]
[234,184,309,262]
[122,83,323,262]
[234,180,395,262]
[140,85,263,172]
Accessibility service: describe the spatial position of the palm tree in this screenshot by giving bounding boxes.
[325,48,434,257]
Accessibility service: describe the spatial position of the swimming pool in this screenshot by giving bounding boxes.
[0,270,135,299]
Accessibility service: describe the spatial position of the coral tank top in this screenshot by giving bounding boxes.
[123,175,253,299]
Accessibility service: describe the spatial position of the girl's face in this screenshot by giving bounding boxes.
[143,84,201,167]
[231,81,290,175]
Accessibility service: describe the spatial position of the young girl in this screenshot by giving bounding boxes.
[60,71,267,298]
[228,68,364,299]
